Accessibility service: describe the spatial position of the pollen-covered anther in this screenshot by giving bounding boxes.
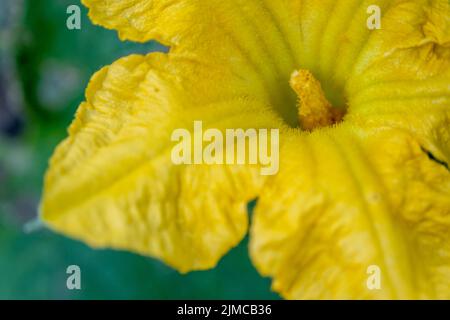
[289,69,344,131]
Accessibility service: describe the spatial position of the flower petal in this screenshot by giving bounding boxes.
[82,0,309,125]
[347,0,450,172]
[250,125,450,299]
[40,53,281,272]
[81,1,449,119]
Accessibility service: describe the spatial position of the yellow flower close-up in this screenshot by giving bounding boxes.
[39,0,450,299]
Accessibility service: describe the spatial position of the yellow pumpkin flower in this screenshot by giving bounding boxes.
[40,0,450,299]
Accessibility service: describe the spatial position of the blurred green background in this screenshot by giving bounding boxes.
[0,0,278,299]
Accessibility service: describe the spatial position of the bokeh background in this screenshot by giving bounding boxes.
[0,0,278,299]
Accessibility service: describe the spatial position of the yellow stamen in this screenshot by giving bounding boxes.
[289,69,344,131]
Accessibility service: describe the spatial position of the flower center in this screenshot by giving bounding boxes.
[289,69,345,131]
